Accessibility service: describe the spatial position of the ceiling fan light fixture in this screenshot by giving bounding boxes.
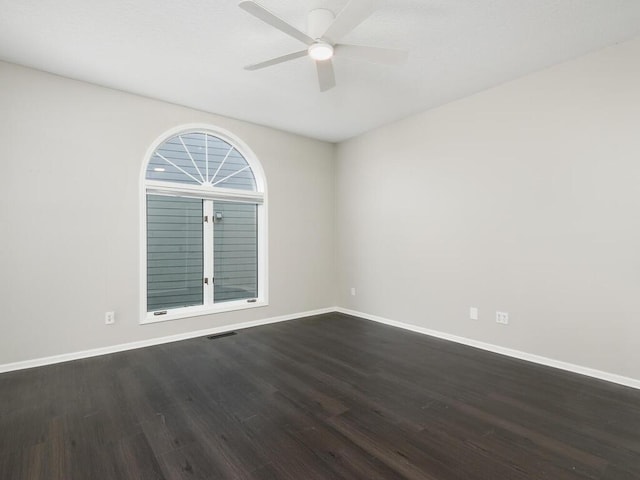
[308,42,334,61]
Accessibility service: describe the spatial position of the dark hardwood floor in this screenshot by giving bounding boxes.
[1,312,639,479]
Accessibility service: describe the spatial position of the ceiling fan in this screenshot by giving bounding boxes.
[239,0,408,92]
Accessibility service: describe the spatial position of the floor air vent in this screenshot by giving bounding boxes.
[207,331,237,340]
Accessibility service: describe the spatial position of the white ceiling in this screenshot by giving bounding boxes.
[1,0,640,142]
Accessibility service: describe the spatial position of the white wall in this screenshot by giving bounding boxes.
[336,38,640,380]
[0,61,336,365]
[3,36,640,382]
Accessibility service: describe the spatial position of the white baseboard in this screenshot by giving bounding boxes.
[4,306,639,391]
[336,307,640,391]
[0,307,335,374]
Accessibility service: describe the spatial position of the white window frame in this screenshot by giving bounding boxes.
[139,124,268,324]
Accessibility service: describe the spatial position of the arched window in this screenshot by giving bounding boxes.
[141,125,267,323]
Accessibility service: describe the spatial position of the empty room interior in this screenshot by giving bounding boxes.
[2,0,640,479]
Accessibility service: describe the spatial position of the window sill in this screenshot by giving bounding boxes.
[140,299,268,325]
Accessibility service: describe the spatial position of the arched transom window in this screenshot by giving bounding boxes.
[141,127,267,323]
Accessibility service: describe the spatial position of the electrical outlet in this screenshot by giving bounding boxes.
[496,311,509,325]
[105,311,115,325]
[350,287,356,296]
[469,307,478,320]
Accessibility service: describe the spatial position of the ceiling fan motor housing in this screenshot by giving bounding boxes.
[307,8,335,40]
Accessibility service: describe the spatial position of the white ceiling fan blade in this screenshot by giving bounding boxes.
[239,1,315,46]
[245,50,308,71]
[335,44,408,65]
[316,60,336,92]
[321,0,376,44]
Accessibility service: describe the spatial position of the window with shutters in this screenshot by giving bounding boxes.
[141,126,267,323]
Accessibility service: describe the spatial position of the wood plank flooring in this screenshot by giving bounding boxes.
[1,312,639,479]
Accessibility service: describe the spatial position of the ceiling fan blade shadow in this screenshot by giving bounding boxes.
[316,59,336,92]
[322,0,375,44]
[244,50,308,70]
[239,1,315,46]
[335,44,408,65]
